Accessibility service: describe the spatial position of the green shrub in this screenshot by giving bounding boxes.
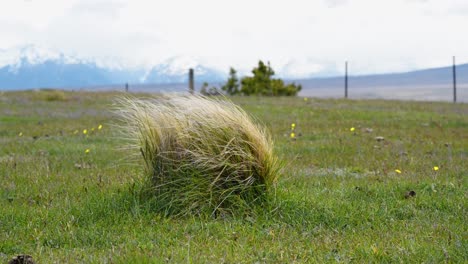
[116,94,281,216]
[239,61,302,96]
[221,67,240,95]
[200,82,221,96]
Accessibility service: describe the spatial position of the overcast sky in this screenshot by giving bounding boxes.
[1,0,468,77]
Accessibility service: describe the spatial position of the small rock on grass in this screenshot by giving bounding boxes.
[404,190,416,199]
[8,254,36,264]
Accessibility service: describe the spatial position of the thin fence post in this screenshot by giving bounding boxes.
[189,68,194,95]
[453,56,457,103]
[345,61,348,99]
[125,82,129,92]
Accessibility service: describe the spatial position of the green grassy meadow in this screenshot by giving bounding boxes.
[0,90,467,263]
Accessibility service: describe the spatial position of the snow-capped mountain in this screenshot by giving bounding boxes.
[0,45,225,90]
[142,56,225,84]
[0,44,73,70]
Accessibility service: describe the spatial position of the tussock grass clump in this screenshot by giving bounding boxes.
[116,94,281,216]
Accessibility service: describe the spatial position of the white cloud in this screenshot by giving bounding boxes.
[1,0,467,76]
[325,0,348,8]
[70,0,125,17]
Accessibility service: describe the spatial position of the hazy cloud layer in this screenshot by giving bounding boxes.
[2,0,468,76]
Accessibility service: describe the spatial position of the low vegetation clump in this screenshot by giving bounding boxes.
[34,89,68,101]
[116,94,280,216]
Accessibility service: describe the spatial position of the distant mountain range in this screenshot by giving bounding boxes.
[295,64,468,102]
[0,44,467,102]
[0,45,225,90]
[296,63,468,88]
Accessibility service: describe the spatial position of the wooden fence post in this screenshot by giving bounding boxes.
[453,56,457,103]
[345,61,348,99]
[189,68,194,95]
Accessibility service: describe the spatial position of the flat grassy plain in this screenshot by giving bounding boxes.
[0,90,467,263]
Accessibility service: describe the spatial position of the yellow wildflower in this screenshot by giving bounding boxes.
[85,149,90,154]
[433,166,439,171]
[350,127,355,132]
[290,132,295,139]
[291,123,296,130]
[19,132,23,137]
[395,169,402,174]
[98,124,103,130]
[83,129,88,134]
[371,245,378,254]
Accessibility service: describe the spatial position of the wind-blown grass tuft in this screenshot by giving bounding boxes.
[115,94,281,216]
